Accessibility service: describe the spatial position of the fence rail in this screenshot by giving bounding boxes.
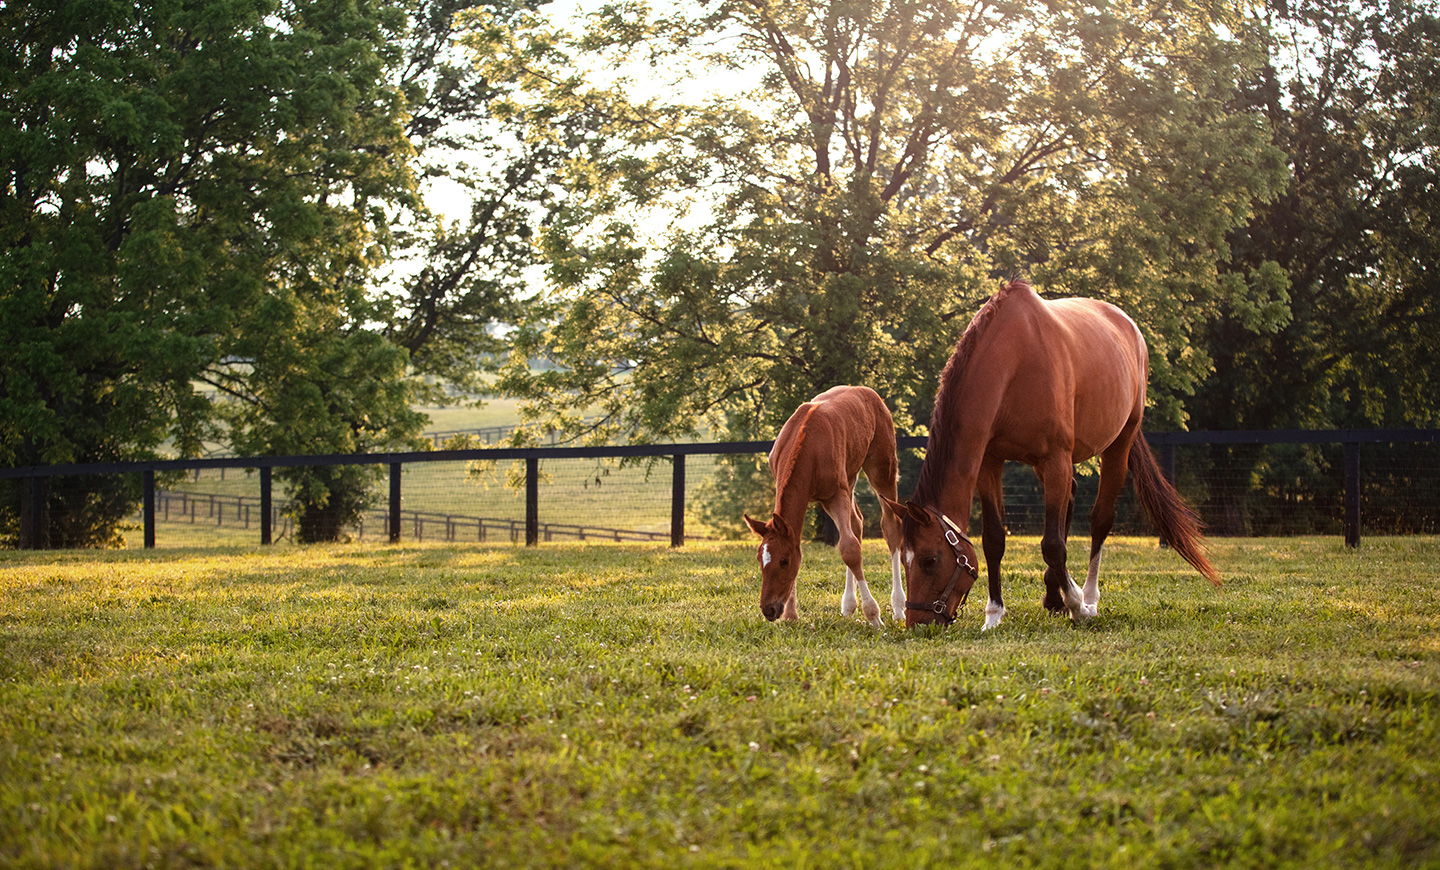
[4,430,1439,550]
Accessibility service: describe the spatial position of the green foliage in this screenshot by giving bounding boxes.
[490,0,1287,440]
[1201,0,1440,431]
[0,0,432,545]
[378,0,560,400]
[693,453,776,540]
[1,537,1438,866]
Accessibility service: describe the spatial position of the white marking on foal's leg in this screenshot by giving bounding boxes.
[841,567,858,616]
[982,599,1006,631]
[856,575,883,630]
[890,550,905,621]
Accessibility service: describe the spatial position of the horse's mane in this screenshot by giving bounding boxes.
[912,279,1031,505]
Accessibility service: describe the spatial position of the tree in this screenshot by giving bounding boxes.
[0,0,420,546]
[488,0,1287,448]
[1198,0,1440,433]
[378,0,560,398]
[1177,0,1440,534]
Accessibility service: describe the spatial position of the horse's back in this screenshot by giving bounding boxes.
[772,386,894,492]
[1041,296,1148,457]
[977,287,1147,461]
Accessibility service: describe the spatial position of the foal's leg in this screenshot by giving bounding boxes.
[879,501,905,622]
[979,457,1008,631]
[839,481,860,617]
[1083,440,1133,620]
[825,493,883,629]
[866,462,906,621]
[1038,456,1085,618]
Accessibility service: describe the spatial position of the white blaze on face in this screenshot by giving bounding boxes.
[904,549,915,568]
[761,543,772,568]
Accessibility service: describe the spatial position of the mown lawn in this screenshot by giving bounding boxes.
[1,536,1437,868]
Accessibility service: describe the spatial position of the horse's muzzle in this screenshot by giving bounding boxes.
[760,601,785,621]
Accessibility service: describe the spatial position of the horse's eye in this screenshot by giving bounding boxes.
[779,557,790,568]
[921,554,939,570]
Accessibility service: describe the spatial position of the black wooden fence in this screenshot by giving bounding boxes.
[3,429,1438,550]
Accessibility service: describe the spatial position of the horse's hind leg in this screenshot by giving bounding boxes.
[826,493,883,629]
[1083,440,1133,619]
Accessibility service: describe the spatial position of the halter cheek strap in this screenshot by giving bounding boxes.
[905,509,980,625]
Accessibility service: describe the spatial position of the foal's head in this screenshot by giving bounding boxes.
[884,498,981,627]
[743,512,801,621]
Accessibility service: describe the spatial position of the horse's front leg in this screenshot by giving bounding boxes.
[1039,459,1085,619]
[826,494,883,629]
[979,457,1007,631]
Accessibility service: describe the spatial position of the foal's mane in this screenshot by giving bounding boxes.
[912,279,1030,506]
[772,403,818,519]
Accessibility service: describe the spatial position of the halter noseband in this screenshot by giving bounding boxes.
[905,508,980,625]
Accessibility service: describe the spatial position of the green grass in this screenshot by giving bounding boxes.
[2,537,1437,868]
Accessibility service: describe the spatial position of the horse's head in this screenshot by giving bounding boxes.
[882,497,980,627]
[743,512,802,621]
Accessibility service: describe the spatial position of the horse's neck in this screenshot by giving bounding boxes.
[915,407,985,530]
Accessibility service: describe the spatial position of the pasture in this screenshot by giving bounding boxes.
[1,536,1437,868]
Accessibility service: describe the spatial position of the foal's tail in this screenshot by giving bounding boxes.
[1129,438,1221,586]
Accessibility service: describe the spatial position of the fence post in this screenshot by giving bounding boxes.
[389,462,402,543]
[525,457,539,546]
[671,453,686,548]
[143,470,156,549]
[1344,442,1361,548]
[260,466,273,545]
[19,475,46,549]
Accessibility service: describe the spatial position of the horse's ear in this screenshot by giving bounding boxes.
[903,501,932,525]
[878,494,905,516]
[743,514,770,537]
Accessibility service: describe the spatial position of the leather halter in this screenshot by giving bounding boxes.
[905,507,980,625]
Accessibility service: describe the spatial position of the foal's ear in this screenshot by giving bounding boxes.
[743,514,770,537]
[770,512,794,540]
[878,495,905,516]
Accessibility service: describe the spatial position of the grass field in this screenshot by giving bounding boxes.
[1,536,1437,868]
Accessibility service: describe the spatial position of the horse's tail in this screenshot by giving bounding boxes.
[1129,437,1220,586]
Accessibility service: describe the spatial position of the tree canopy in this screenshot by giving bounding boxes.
[4,0,1438,547]
[0,0,425,543]
[489,0,1289,439]
[1198,0,1440,431]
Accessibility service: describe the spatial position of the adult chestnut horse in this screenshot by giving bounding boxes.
[883,280,1218,630]
[745,385,905,629]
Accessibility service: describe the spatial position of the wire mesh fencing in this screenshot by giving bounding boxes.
[3,431,1437,550]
